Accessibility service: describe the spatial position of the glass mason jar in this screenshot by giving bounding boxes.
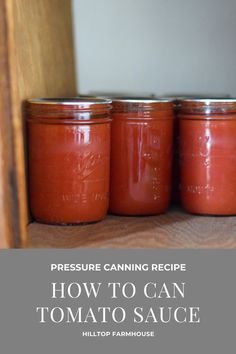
[109,98,174,215]
[27,98,112,224]
[179,99,236,215]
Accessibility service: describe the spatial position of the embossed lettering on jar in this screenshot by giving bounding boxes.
[179,99,236,215]
[109,98,174,215]
[27,98,111,224]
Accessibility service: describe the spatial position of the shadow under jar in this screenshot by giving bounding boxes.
[109,98,174,215]
[27,98,112,224]
[179,99,236,215]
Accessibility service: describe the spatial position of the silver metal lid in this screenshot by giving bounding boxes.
[111,97,173,103]
[180,98,236,104]
[27,97,112,105]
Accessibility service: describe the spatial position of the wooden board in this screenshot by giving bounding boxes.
[0,0,22,248]
[28,209,236,249]
[9,0,76,100]
[0,0,76,247]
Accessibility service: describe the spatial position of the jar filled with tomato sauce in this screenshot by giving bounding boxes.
[179,99,236,215]
[27,98,112,224]
[109,98,174,215]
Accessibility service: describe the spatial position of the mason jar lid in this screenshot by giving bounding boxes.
[179,98,236,115]
[27,97,112,110]
[161,96,195,101]
[26,97,112,124]
[111,97,172,103]
[111,97,173,112]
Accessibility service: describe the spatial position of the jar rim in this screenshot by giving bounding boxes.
[111,97,173,104]
[111,97,174,113]
[180,98,236,104]
[27,97,112,106]
[26,97,112,122]
[179,98,236,116]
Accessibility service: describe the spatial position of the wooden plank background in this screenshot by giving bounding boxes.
[0,0,77,247]
[0,0,22,248]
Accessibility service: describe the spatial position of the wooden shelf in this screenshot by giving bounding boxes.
[0,0,76,248]
[27,208,236,249]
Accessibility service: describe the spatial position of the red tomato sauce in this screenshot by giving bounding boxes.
[27,98,111,224]
[179,99,236,215]
[109,98,174,215]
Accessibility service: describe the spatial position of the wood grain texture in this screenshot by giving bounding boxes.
[28,209,236,249]
[0,0,76,247]
[8,0,77,228]
[0,0,22,247]
[9,0,76,100]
